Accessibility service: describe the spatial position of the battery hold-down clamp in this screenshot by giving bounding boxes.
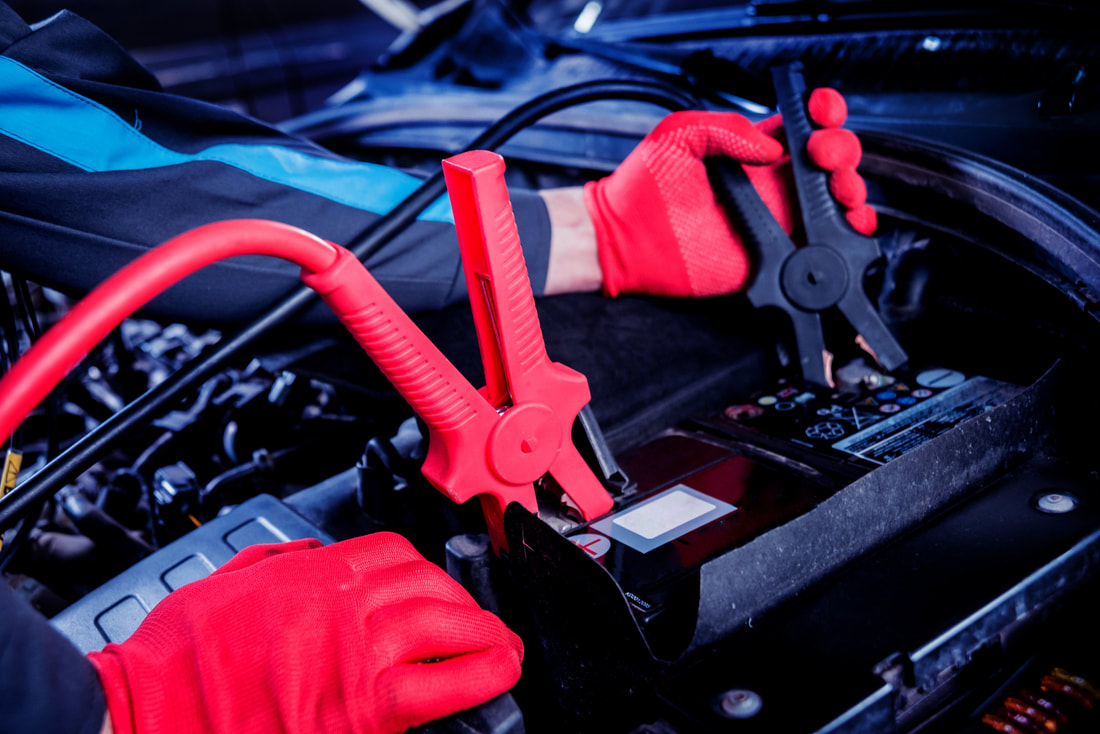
[306,150,615,551]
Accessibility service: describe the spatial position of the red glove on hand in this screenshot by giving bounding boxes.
[585,88,877,298]
[87,534,523,734]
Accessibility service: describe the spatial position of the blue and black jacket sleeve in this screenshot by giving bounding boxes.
[0,583,106,734]
[0,2,552,323]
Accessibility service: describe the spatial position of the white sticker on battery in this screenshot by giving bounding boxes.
[590,484,736,554]
[612,490,715,539]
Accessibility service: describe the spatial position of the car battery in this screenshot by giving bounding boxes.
[565,432,835,655]
[502,361,1051,729]
[562,365,1022,647]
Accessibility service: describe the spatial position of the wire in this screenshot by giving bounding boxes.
[0,486,35,573]
[0,78,695,532]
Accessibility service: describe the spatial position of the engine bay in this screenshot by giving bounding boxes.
[2,2,1100,732]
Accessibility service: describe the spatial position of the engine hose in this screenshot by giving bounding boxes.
[0,78,696,531]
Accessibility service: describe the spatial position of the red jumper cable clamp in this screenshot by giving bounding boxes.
[305,150,613,551]
[442,150,615,547]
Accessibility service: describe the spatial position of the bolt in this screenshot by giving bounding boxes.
[520,437,538,453]
[921,35,943,52]
[1034,491,1079,514]
[718,689,763,719]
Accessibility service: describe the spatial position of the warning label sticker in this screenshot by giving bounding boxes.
[831,377,1020,465]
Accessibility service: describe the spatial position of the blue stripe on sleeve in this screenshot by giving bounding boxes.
[0,56,453,223]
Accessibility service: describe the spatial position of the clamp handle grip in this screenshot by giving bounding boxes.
[444,151,613,523]
[443,151,549,408]
[772,63,852,249]
[301,248,505,506]
[706,156,794,301]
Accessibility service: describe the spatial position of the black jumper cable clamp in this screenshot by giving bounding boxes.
[707,62,908,387]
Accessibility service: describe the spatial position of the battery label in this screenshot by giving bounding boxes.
[613,489,715,539]
[831,377,1020,464]
[590,484,737,554]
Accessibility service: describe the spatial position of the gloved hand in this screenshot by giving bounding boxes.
[585,88,877,298]
[87,533,524,734]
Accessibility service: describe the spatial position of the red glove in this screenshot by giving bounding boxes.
[585,88,877,298]
[87,534,523,734]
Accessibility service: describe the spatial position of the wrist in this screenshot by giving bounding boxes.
[87,648,136,734]
[580,180,623,297]
[540,186,604,295]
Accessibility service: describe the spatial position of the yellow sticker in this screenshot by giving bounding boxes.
[2,450,22,495]
[0,450,19,552]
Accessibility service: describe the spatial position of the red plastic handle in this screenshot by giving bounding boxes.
[443,151,548,409]
[443,151,613,522]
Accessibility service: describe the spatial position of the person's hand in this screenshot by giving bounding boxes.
[584,88,877,298]
[87,533,524,734]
